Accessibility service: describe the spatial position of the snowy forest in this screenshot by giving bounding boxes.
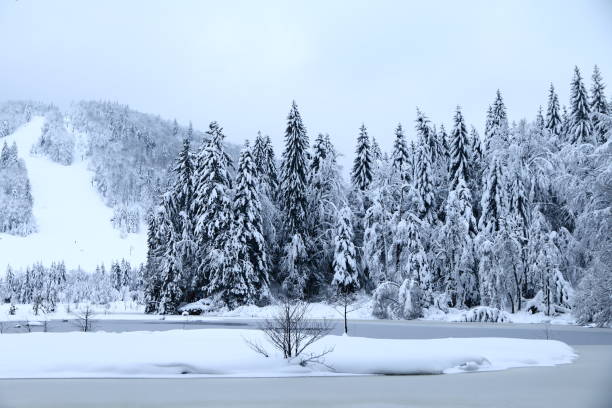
[1,65,611,327]
[142,65,611,326]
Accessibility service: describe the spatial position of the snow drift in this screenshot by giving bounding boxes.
[0,329,576,378]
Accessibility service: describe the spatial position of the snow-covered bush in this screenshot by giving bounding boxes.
[372,281,399,319]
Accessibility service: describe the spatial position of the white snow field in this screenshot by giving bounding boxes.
[0,117,146,272]
[0,329,575,378]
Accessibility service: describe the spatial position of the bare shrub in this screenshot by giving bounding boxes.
[72,304,96,332]
[246,300,334,367]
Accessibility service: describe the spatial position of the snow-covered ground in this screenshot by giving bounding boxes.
[0,300,577,326]
[0,118,147,273]
[0,329,575,378]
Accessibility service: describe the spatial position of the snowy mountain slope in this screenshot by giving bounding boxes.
[0,117,146,273]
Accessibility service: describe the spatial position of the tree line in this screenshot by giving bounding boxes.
[143,65,611,326]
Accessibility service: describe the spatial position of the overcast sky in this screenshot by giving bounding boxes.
[1,0,611,173]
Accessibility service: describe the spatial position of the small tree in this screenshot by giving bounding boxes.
[331,206,359,334]
[72,304,96,332]
[247,300,333,366]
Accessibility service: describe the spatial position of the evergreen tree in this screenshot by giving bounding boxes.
[449,107,470,191]
[351,124,373,191]
[280,101,310,235]
[416,109,442,165]
[279,101,312,298]
[156,196,183,314]
[332,206,359,294]
[414,143,435,222]
[391,123,410,181]
[370,136,383,162]
[568,66,593,144]
[192,121,234,294]
[214,142,270,307]
[590,65,609,144]
[479,157,505,234]
[253,132,279,198]
[485,90,509,153]
[546,83,562,138]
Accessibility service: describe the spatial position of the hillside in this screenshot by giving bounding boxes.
[0,117,147,272]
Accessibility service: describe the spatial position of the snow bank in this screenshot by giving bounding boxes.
[0,118,147,273]
[423,307,576,325]
[0,329,575,378]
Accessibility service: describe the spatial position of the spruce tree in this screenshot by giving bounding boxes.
[253,132,279,198]
[332,206,359,294]
[392,123,410,181]
[370,136,383,162]
[279,101,311,298]
[351,124,373,191]
[192,121,234,294]
[156,197,183,314]
[416,109,441,164]
[479,157,505,234]
[449,107,470,191]
[414,142,435,222]
[280,101,309,235]
[590,65,609,144]
[216,142,270,307]
[569,66,593,144]
[485,90,509,152]
[546,83,562,138]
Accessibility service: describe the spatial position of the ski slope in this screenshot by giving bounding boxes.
[0,117,147,273]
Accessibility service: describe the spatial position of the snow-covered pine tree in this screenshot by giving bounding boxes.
[192,121,234,296]
[171,137,197,299]
[568,66,593,144]
[479,157,505,234]
[279,101,312,298]
[416,109,442,165]
[391,123,410,182]
[414,142,435,222]
[370,136,383,163]
[253,132,279,198]
[156,195,183,314]
[332,205,359,294]
[280,101,309,235]
[485,90,509,153]
[351,124,373,191]
[215,141,270,307]
[449,107,470,191]
[590,65,609,144]
[546,83,562,138]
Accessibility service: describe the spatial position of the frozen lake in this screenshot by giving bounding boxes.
[2,317,611,346]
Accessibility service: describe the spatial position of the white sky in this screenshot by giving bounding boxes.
[1,0,611,173]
